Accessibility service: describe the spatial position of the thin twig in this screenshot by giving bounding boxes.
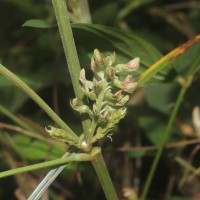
[0,122,66,147]
[118,137,200,152]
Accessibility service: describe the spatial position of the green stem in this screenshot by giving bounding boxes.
[52,0,91,143]
[87,82,107,142]
[140,85,187,200]
[175,157,200,176]
[52,0,82,100]
[0,150,96,179]
[92,149,118,200]
[0,64,78,140]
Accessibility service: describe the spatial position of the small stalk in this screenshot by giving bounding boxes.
[52,0,91,143]
[92,149,118,200]
[0,151,95,179]
[140,84,188,200]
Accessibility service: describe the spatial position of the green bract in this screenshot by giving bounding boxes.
[46,49,140,150]
[45,126,81,148]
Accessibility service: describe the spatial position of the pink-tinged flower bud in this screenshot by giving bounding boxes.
[121,75,137,93]
[114,57,140,72]
[126,57,139,71]
[113,75,137,93]
[124,75,133,82]
[79,69,86,84]
[80,69,93,93]
[91,57,98,72]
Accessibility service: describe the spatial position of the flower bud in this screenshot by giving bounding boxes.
[70,99,93,116]
[105,52,116,66]
[113,90,129,105]
[121,75,137,93]
[114,64,126,72]
[113,75,137,93]
[113,90,123,98]
[79,69,86,83]
[70,98,78,107]
[80,69,93,89]
[45,126,80,147]
[102,109,109,119]
[82,89,96,101]
[91,57,98,72]
[105,66,115,78]
[127,57,140,71]
[92,103,98,114]
[118,95,129,105]
[114,57,140,72]
[94,49,103,63]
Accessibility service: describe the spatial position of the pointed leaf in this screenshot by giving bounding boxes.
[72,23,163,78]
[22,19,55,28]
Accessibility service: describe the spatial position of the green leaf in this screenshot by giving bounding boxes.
[138,113,166,145]
[145,82,179,114]
[22,19,55,28]
[129,107,169,145]
[72,24,164,79]
[14,135,65,160]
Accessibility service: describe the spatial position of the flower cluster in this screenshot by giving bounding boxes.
[46,49,139,150]
[71,49,140,144]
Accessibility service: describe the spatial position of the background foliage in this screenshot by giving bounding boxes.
[0,0,200,199]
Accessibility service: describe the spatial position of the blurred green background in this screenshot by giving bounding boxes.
[0,0,200,199]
